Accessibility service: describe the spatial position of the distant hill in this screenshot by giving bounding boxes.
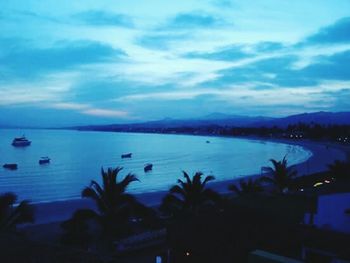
[200,113,275,126]
[71,111,350,132]
[252,111,350,128]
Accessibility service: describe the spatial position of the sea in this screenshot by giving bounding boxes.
[0,129,312,203]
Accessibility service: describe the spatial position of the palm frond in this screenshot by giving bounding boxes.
[170,185,186,197]
[11,201,35,225]
[111,166,123,185]
[262,166,274,173]
[90,180,104,197]
[182,171,192,186]
[166,171,220,215]
[82,187,107,213]
[202,175,215,187]
[192,172,203,186]
[0,194,34,231]
[269,158,280,168]
[119,173,139,191]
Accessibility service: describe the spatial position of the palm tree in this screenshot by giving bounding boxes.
[228,178,263,196]
[328,160,350,181]
[161,171,220,216]
[260,157,297,194]
[0,192,34,233]
[79,167,143,237]
[61,209,97,248]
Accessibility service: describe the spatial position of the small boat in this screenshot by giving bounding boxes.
[39,157,50,165]
[206,140,210,143]
[12,136,31,147]
[3,163,18,170]
[121,153,132,159]
[144,163,153,172]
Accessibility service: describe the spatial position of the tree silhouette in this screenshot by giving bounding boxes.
[0,192,34,233]
[62,166,152,247]
[228,178,263,196]
[161,171,220,216]
[261,157,297,194]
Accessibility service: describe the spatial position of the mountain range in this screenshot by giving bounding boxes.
[72,111,350,131]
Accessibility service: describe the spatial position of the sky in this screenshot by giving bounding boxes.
[0,0,350,126]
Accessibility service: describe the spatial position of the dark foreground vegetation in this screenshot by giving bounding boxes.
[1,157,350,262]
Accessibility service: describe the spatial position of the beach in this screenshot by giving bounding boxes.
[26,137,348,226]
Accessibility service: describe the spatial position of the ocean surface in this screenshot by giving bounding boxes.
[0,129,312,203]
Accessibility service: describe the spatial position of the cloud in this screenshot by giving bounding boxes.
[135,32,188,50]
[297,49,350,80]
[319,88,350,111]
[0,10,61,24]
[304,17,350,45]
[50,102,90,110]
[204,48,350,89]
[73,10,134,27]
[16,10,61,23]
[253,41,285,52]
[184,45,252,61]
[161,12,227,30]
[0,39,126,79]
[115,89,218,102]
[211,0,235,8]
[0,89,58,106]
[0,80,68,106]
[203,55,299,87]
[113,81,350,116]
[81,108,128,118]
[183,41,285,62]
[1,3,350,125]
[47,102,129,119]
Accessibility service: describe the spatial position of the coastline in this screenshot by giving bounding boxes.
[25,134,349,226]
[208,138,348,192]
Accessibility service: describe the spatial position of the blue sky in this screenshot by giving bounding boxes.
[1,0,350,126]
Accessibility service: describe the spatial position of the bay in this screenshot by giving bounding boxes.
[0,129,312,203]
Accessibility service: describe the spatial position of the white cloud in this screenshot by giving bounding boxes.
[0,78,70,105]
[115,89,219,101]
[114,80,350,111]
[82,108,129,118]
[50,102,90,110]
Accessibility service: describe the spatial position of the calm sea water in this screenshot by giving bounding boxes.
[0,129,312,203]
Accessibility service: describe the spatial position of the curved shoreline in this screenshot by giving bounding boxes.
[28,135,349,225]
[207,137,347,193]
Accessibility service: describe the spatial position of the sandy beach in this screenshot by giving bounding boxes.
[25,137,349,226]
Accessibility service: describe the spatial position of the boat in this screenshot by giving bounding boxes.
[39,157,50,165]
[3,163,18,170]
[12,136,31,147]
[144,163,153,172]
[121,153,132,159]
[206,140,210,143]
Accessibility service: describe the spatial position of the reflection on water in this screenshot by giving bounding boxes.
[0,129,312,202]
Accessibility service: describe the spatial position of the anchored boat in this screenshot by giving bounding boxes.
[39,157,50,165]
[3,163,18,170]
[121,153,132,158]
[12,136,31,147]
[144,163,153,172]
